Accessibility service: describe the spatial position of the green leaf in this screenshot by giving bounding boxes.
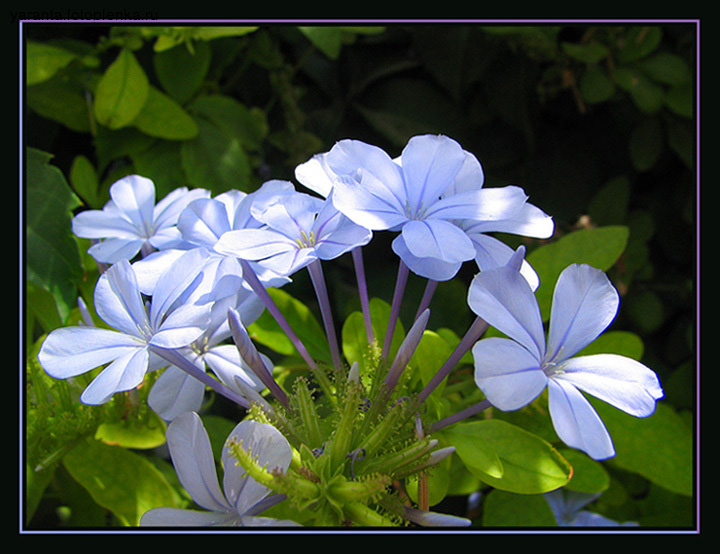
[614,66,665,114]
[637,52,692,86]
[69,155,100,207]
[615,27,662,64]
[154,41,211,104]
[664,82,693,119]
[299,27,384,59]
[579,64,616,105]
[248,287,332,364]
[189,94,268,150]
[560,449,610,494]
[132,86,199,140]
[561,41,608,64]
[595,400,694,497]
[26,148,84,320]
[440,419,572,494]
[94,411,167,450]
[27,79,93,133]
[26,41,77,85]
[63,439,182,526]
[527,226,630,320]
[93,48,149,129]
[630,117,664,171]
[180,116,253,193]
[341,297,405,374]
[410,330,453,398]
[482,489,557,527]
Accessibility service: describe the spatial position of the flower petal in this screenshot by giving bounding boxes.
[472,337,547,411]
[331,169,408,230]
[148,365,206,421]
[554,354,663,417]
[80,346,149,404]
[402,219,475,264]
[463,201,554,239]
[86,237,146,264]
[547,379,615,460]
[295,152,335,198]
[38,326,144,379]
[152,187,209,231]
[94,260,151,338]
[467,264,546,360]
[221,420,293,515]
[140,507,239,527]
[468,233,540,291]
[108,175,156,235]
[399,134,466,213]
[177,197,232,248]
[391,234,461,281]
[425,186,528,222]
[165,412,232,512]
[214,228,296,261]
[546,264,620,363]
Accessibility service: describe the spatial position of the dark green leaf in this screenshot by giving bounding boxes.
[63,439,182,526]
[527,226,630,320]
[132,86,199,140]
[26,148,84,321]
[93,48,149,129]
[441,419,572,494]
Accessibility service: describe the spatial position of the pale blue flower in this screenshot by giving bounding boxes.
[72,174,209,263]
[469,260,663,460]
[322,134,529,281]
[545,489,638,527]
[141,254,269,420]
[38,249,214,404]
[213,187,372,277]
[140,412,299,527]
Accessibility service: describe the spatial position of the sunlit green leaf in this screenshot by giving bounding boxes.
[94,48,149,129]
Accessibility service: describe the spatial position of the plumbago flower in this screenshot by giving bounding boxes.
[72,174,209,263]
[310,134,530,282]
[468,252,664,460]
[133,252,269,420]
[140,412,300,527]
[38,248,214,405]
[544,489,638,527]
[213,186,372,278]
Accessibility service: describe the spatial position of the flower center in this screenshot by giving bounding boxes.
[295,230,317,249]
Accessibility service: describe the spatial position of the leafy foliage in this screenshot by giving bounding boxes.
[23,22,696,529]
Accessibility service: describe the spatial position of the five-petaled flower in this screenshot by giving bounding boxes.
[38,249,213,404]
[72,175,209,263]
[140,412,299,527]
[312,134,530,281]
[213,186,372,277]
[469,255,664,459]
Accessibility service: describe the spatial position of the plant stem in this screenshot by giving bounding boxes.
[415,279,438,321]
[414,316,488,407]
[239,259,318,370]
[307,259,342,370]
[382,259,409,360]
[429,399,492,432]
[352,247,374,344]
[149,345,251,409]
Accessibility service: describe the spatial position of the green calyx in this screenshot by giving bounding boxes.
[229,355,443,527]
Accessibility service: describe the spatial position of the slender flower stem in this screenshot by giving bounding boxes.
[239,259,318,370]
[429,399,493,432]
[351,247,374,344]
[414,316,489,407]
[415,280,438,321]
[149,345,251,409]
[307,259,342,370]
[382,259,410,360]
[384,309,430,398]
[227,307,290,409]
